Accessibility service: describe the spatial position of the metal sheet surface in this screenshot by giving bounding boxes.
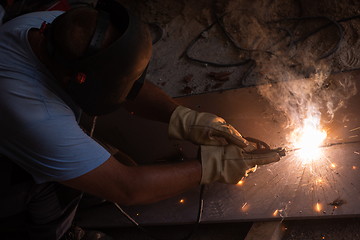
[77,71,360,228]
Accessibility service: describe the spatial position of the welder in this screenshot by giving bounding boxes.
[0,1,280,239]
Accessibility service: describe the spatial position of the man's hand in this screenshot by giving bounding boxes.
[200,144,280,184]
[169,106,254,151]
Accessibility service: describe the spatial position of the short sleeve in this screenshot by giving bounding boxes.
[2,115,111,184]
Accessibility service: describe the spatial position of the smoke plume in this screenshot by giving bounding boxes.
[256,55,357,144]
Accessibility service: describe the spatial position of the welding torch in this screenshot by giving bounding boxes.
[245,137,360,157]
[245,137,286,157]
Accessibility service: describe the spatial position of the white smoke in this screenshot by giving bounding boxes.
[256,56,357,145]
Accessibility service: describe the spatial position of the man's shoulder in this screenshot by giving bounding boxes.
[0,10,64,31]
[16,10,64,21]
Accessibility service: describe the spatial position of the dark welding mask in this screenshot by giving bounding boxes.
[45,0,152,116]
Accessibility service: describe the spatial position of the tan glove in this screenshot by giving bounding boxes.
[169,106,255,152]
[200,144,280,184]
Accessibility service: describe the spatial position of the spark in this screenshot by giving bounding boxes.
[273,209,279,217]
[290,118,327,161]
[180,199,184,203]
[353,166,356,170]
[320,153,336,168]
[316,203,321,212]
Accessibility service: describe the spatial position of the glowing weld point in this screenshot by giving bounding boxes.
[353,166,357,170]
[291,121,327,161]
[180,199,184,203]
[316,203,321,212]
[237,180,243,185]
[331,163,336,168]
[273,209,278,216]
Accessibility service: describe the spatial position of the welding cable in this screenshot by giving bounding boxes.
[185,14,252,67]
[337,14,360,24]
[215,11,277,56]
[241,61,257,87]
[148,22,163,45]
[214,12,342,62]
[331,68,360,75]
[213,4,302,56]
[266,0,303,35]
[213,11,297,69]
[236,0,303,54]
[285,13,360,61]
[288,0,303,32]
[294,16,343,60]
[186,1,302,67]
[114,185,205,240]
[214,12,254,52]
[270,16,343,60]
[266,26,294,52]
[286,14,360,41]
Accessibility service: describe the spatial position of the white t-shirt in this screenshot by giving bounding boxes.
[0,11,110,184]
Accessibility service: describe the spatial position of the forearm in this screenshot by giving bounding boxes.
[60,156,202,206]
[123,160,201,205]
[123,81,179,123]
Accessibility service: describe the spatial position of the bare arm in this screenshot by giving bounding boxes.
[60,155,201,206]
[122,81,179,123]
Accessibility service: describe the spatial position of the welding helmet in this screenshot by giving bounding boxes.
[45,0,152,116]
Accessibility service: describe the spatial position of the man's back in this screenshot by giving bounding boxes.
[0,11,110,184]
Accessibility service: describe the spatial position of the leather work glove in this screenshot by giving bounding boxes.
[200,144,280,184]
[169,106,255,152]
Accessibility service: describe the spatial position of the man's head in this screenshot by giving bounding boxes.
[45,0,152,116]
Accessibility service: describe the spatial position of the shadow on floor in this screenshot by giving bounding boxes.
[97,222,253,240]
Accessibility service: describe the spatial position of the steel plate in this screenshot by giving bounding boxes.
[77,71,360,227]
